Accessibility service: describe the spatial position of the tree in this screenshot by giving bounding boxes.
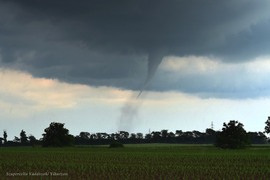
[193,130,203,138]
[215,120,249,149]
[136,133,143,139]
[101,133,110,139]
[161,130,168,138]
[42,122,74,147]
[247,132,267,144]
[205,128,217,143]
[79,132,90,139]
[28,135,38,146]
[151,131,161,139]
[206,128,216,136]
[90,134,97,140]
[145,133,151,140]
[264,116,270,135]
[175,130,183,137]
[130,133,136,139]
[0,137,3,146]
[20,130,28,144]
[119,131,129,139]
[13,136,20,143]
[168,132,175,138]
[3,130,7,144]
[151,131,161,142]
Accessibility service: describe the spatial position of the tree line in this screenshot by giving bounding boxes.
[1,117,270,149]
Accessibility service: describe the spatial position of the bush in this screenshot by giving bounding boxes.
[109,141,124,148]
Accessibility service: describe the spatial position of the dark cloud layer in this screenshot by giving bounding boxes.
[1,0,270,97]
[6,0,270,55]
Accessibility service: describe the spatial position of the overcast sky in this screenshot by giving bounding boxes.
[1,0,270,139]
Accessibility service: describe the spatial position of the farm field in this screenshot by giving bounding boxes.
[0,144,269,179]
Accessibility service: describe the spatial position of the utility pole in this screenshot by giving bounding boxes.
[211,121,214,130]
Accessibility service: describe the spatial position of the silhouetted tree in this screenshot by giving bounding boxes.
[20,130,28,144]
[3,130,7,144]
[264,116,270,135]
[145,133,151,140]
[151,131,161,142]
[205,128,217,143]
[79,132,90,139]
[96,133,102,139]
[0,137,3,146]
[76,132,91,144]
[130,133,136,139]
[136,133,143,139]
[206,128,216,136]
[168,132,175,138]
[13,136,20,143]
[68,128,269,145]
[90,134,97,140]
[101,133,110,139]
[175,130,183,137]
[247,132,267,144]
[193,130,203,138]
[182,131,194,142]
[28,135,37,146]
[119,131,129,139]
[42,122,74,147]
[161,130,168,138]
[113,132,121,140]
[216,120,249,149]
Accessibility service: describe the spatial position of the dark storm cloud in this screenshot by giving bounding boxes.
[1,0,270,97]
[7,0,270,56]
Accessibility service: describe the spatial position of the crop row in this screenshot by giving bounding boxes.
[0,146,269,179]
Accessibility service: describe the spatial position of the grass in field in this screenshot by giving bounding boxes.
[0,145,269,179]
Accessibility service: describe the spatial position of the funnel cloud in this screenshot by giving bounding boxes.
[118,96,144,132]
[0,0,270,96]
[137,51,165,98]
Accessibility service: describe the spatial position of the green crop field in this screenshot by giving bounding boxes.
[0,144,269,179]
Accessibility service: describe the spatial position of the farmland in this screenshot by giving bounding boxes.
[0,144,269,179]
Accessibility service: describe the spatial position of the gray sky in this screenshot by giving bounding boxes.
[1,0,270,139]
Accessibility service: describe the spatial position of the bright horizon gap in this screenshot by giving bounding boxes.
[0,67,269,139]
